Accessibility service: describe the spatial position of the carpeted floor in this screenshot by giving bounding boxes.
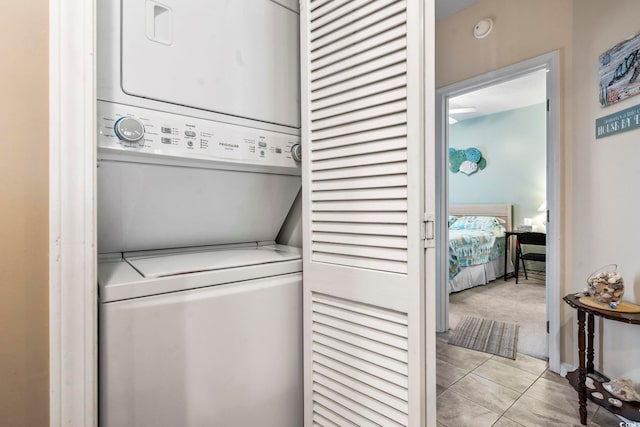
[448,275,547,360]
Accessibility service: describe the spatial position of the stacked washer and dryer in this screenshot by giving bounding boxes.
[97,1,303,426]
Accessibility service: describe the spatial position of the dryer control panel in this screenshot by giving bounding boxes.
[98,101,301,169]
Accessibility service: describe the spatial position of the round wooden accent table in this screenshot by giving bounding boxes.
[563,293,640,425]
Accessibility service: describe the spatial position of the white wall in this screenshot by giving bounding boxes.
[572,0,640,381]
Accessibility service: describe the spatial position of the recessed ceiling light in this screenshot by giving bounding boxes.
[473,18,493,39]
[448,117,458,124]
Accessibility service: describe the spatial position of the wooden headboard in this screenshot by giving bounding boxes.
[449,204,513,232]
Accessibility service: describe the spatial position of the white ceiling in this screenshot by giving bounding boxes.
[435,0,481,21]
[449,69,547,122]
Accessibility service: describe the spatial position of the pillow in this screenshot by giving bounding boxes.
[448,215,457,227]
[449,215,502,231]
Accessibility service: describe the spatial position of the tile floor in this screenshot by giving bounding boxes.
[436,338,621,427]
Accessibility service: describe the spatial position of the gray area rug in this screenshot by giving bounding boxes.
[449,277,547,360]
[448,316,519,359]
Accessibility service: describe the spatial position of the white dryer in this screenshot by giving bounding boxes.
[96,1,303,426]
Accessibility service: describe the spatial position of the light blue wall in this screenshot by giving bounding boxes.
[449,103,546,230]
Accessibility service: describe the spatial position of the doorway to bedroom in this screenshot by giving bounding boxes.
[434,52,561,371]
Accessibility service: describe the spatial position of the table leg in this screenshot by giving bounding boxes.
[587,313,595,375]
[504,235,508,281]
[578,310,587,425]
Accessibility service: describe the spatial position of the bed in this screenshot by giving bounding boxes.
[448,204,514,293]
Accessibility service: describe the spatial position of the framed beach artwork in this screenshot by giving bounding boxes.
[599,31,640,107]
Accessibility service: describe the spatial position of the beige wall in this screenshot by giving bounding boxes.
[0,1,49,425]
[572,0,640,381]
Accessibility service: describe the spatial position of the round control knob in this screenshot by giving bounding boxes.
[290,143,302,162]
[114,116,145,144]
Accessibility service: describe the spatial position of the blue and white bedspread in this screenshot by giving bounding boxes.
[448,229,505,280]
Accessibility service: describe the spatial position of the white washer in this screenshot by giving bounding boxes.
[99,244,302,427]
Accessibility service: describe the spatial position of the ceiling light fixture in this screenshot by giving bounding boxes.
[449,107,477,114]
[473,18,493,39]
[448,117,458,124]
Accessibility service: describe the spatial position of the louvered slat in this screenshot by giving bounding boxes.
[312,323,408,363]
[310,1,405,51]
[310,0,397,42]
[312,149,407,170]
[312,187,407,201]
[311,88,407,122]
[313,300,408,335]
[312,312,407,350]
[311,294,410,426]
[312,162,406,181]
[312,411,343,427]
[312,211,407,223]
[311,125,407,152]
[312,76,407,112]
[311,24,406,73]
[312,199,407,211]
[310,0,373,32]
[313,394,379,427]
[313,354,409,400]
[311,243,407,262]
[311,222,407,236]
[311,174,408,191]
[311,100,407,132]
[313,403,359,427]
[312,294,408,325]
[311,63,406,101]
[310,0,346,19]
[311,38,407,85]
[313,374,409,425]
[312,232,407,249]
[313,252,407,274]
[313,364,409,413]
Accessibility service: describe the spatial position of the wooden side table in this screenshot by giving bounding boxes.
[563,293,640,425]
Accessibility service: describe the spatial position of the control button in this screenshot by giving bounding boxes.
[185,130,196,138]
[275,148,282,154]
[258,141,267,148]
[161,127,172,134]
[260,150,265,156]
[161,137,172,144]
[290,143,302,162]
[187,141,194,147]
[114,117,145,144]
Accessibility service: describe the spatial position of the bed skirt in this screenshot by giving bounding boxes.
[449,256,514,294]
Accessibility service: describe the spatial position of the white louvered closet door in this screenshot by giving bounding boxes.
[300,0,435,426]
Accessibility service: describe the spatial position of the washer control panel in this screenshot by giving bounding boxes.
[98,102,301,169]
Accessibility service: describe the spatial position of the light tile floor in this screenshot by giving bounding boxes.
[436,338,621,427]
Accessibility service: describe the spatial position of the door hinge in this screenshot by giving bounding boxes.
[547,99,550,111]
[546,321,550,334]
[423,213,435,248]
[547,209,550,223]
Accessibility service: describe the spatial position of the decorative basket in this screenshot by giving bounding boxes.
[587,264,624,308]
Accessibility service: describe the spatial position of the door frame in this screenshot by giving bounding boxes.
[434,51,561,373]
[49,0,98,426]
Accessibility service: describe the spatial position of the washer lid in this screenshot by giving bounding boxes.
[125,246,301,279]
